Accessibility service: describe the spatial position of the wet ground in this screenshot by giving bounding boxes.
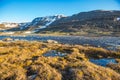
[90,58,117,66]
[0,35,120,51]
[43,50,67,57]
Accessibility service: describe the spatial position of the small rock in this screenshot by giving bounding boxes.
[28,74,37,80]
[47,40,58,44]
[2,38,13,41]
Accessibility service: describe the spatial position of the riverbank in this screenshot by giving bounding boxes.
[0,35,119,51]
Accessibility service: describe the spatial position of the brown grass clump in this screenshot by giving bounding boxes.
[28,63,62,80]
[74,45,120,59]
[0,63,26,80]
[107,63,120,74]
[63,61,120,80]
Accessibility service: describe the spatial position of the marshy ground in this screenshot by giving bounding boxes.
[0,41,120,80]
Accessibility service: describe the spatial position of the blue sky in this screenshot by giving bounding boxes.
[0,0,120,23]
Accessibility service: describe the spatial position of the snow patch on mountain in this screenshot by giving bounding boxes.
[19,22,31,30]
[19,14,66,31]
[117,17,120,21]
[40,17,56,29]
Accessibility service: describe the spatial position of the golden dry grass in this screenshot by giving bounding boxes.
[0,41,120,80]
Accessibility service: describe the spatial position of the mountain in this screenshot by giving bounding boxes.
[37,10,120,36]
[0,22,19,30]
[7,15,66,33]
[2,10,120,36]
[2,22,19,28]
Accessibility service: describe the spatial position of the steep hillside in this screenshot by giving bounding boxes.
[37,10,120,36]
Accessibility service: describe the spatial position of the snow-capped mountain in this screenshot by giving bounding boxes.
[19,15,66,31]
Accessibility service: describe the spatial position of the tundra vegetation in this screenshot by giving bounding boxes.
[0,41,120,80]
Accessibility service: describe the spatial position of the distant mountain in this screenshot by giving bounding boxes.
[2,22,19,27]
[0,22,19,31]
[7,15,66,32]
[37,10,120,36]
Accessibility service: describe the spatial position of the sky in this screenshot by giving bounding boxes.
[0,0,120,23]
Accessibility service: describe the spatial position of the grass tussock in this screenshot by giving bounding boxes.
[107,63,120,74]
